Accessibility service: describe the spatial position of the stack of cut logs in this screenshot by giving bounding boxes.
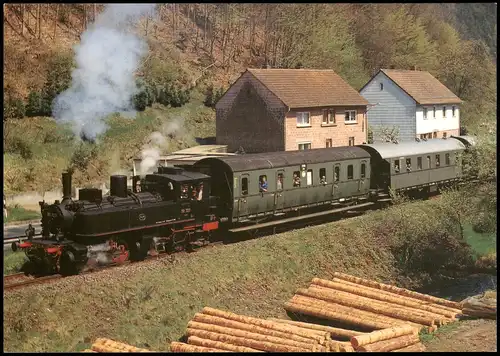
[284,272,463,334]
[350,324,425,352]
[461,290,497,319]
[82,338,151,352]
[170,307,357,352]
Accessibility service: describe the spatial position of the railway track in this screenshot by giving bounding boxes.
[4,273,63,291]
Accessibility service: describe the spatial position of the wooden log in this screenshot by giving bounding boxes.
[311,280,458,319]
[187,336,263,352]
[170,341,229,352]
[462,308,497,319]
[284,301,395,330]
[268,318,366,339]
[350,324,418,348]
[81,350,96,353]
[193,313,325,343]
[91,338,150,352]
[331,272,462,310]
[200,307,327,341]
[309,285,450,325]
[290,295,426,331]
[186,328,314,352]
[392,342,426,352]
[357,334,420,352]
[300,287,438,326]
[187,320,319,350]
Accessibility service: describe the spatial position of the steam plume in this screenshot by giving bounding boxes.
[53,4,156,141]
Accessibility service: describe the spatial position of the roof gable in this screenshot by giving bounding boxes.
[247,68,369,108]
[377,69,462,105]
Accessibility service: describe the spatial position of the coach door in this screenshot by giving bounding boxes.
[332,164,341,199]
[238,174,249,218]
[274,170,285,212]
[359,161,367,192]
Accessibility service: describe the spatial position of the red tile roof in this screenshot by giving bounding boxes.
[247,68,369,108]
[380,69,462,105]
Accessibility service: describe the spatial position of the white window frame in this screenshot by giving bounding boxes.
[296,112,311,127]
[298,142,311,151]
[344,110,357,124]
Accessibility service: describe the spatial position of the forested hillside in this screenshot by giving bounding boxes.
[3,3,497,194]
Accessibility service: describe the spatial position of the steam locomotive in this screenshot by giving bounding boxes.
[15,136,475,275]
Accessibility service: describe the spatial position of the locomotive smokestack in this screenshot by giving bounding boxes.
[62,172,72,200]
[110,175,128,198]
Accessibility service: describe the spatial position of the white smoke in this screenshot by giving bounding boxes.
[53,4,156,141]
[138,119,184,175]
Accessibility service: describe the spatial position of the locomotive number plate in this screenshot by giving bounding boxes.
[138,213,146,221]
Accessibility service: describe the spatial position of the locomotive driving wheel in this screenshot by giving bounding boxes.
[59,249,85,276]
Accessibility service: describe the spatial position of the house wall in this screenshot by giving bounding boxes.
[284,106,367,150]
[415,105,460,137]
[360,72,417,142]
[216,71,286,153]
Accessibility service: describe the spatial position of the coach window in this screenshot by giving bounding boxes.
[427,155,431,168]
[319,168,327,185]
[259,175,268,192]
[435,154,441,167]
[360,163,366,179]
[347,165,354,180]
[394,160,400,173]
[306,169,313,186]
[334,166,340,183]
[445,153,450,165]
[277,173,284,191]
[241,177,248,196]
[417,157,422,170]
[406,158,412,172]
[293,171,301,187]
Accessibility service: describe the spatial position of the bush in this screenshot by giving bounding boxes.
[5,137,33,159]
[4,96,26,119]
[70,143,98,172]
[25,91,44,117]
[204,85,225,108]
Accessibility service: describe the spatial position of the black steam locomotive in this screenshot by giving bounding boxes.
[18,167,219,275]
[15,136,474,275]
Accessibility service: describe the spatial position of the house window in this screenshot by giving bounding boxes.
[445,153,450,165]
[452,106,456,117]
[241,177,248,196]
[298,142,311,150]
[427,155,431,168]
[435,154,441,167]
[306,169,313,186]
[259,175,268,192]
[380,82,384,91]
[323,109,335,125]
[361,163,366,179]
[319,168,326,184]
[443,106,446,118]
[344,110,357,123]
[334,166,340,182]
[443,132,447,138]
[423,108,428,119]
[347,165,353,180]
[433,132,437,139]
[326,138,333,148]
[293,171,301,187]
[348,137,355,146]
[394,160,400,173]
[297,112,311,127]
[417,157,422,169]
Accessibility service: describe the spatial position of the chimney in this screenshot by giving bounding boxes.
[110,175,128,198]
[62,172,72,201]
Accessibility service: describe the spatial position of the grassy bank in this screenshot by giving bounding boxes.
[463,224,496,258]
[3,195,482,352]
[4,205,41,224]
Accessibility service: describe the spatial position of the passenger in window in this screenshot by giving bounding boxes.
[394,161,400,173]
[406,162,412,172]
[293,173,301,187]
[197,183,203,201]
[277,176,283,190]
[259,176,268,192]
[320,175,327,185]
[135,180,141,193]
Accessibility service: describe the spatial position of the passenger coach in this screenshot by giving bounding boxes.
[193,147,372,225]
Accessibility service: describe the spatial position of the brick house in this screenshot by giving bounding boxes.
[215,69,369,153]
[360,69,462,142]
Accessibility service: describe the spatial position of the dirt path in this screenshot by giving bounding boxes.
[424,319,497,352]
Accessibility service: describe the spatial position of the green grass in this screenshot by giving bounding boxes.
[463,224,497,257]
[419,321,461,343]
[4,251,28,275]
[5,205,41,224]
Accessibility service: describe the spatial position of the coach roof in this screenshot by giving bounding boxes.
[196,147,370,173]
[360,139,466,160]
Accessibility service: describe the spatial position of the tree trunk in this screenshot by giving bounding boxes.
[351,324,418,348]
[357,334,420,352]
[267,318,365,340]
[21,4,25,35]
[37,4,42,39]
[53,5,58,41]
[170,342,228,353]
[83,4,87,30]
[187,336,262,352]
